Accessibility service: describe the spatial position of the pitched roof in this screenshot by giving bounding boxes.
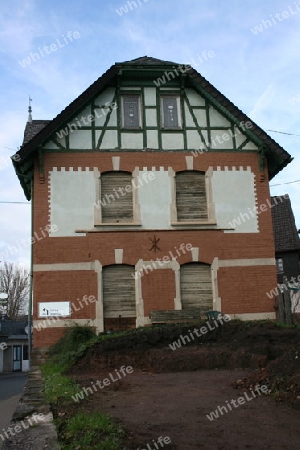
[0,316,28,337]
[13,56,293,200]
[271,195,300,252]
[23,120,50,145]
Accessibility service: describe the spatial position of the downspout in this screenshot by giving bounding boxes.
[28,178,34,366]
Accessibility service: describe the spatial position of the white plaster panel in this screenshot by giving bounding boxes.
[145,109,157,127]
[212,169,258,233]
[210,130,233,149]
[209,106,231,127]
[147,130,159,149]
[187,130,203,149]
[162,133,184,149]
[234,128,248,148]
[43,141,61,149]
[69,130,92,149]
[94,87,115,105]
[76,105,91,120]
[121,133,143,149]
[97,130,118,149]
[144,88,156,106]
[94,107,117,127]
[242,141,258,150]
[138,170,172,229]
[185,88,206,106]
[193,109,207,127]
[50,169,95,236]
[184,104,195,127]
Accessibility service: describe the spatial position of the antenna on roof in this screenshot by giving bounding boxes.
[28,96,33,122]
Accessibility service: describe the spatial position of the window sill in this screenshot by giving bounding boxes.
[171,220,217,226]
[76,223,142,232]
[94,222,141,226]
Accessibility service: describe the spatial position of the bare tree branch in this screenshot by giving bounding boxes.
[0,262,29,320]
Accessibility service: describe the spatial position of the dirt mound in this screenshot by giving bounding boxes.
[68,321,300,402]
[232,346,300,404]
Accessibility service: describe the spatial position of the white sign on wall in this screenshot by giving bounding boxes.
[38,302,71,318]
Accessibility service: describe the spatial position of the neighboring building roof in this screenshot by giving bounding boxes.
[12,56,293,200]
[23,120,50,145]
[0,316,28,337]
[271,195,300,253]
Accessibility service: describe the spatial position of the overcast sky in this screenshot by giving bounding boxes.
[0,0,299,268]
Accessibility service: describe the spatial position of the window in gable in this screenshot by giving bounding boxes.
[161,96,181,129]
[276,258,284,274]
[122,95,141,128]
[175,171,207,221]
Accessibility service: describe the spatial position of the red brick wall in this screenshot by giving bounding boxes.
[142,269,176,316]
[31,150,277,348]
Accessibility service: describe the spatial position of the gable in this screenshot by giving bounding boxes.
[40,84,260,153]
[13,56,292,200]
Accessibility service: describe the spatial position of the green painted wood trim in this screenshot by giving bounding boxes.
[91,99,96,149]
[38,149,44,178]
[258,147,266,172]
[96,91,117,149]
[141,87,147,148]
[231,124,237,150]
[116,81,122,148]
[205,101,211,147]
[183,93,208,150]
[50,138,66,150]
[65,132,70,150]
[191,81,264,147]
[156,87,162,149]
[180,76,187,150]
[40,147,257,154]
[120,130,144,135]
[237,137,251,151]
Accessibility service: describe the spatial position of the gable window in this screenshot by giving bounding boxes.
[122,95,141,128]
[161,96,181,129]
[276,258,284,274]
[101,171,133,223]
[175,171,207,221]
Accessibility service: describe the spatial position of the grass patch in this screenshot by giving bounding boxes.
[41,362,81,404]
[41,325,126,449]
[59,412,125,450]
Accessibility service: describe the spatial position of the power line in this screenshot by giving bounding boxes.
[270,179,300,187]
[0,201,30,204]
[267,129,300,137]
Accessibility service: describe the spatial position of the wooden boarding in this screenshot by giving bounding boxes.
[150,309,206,324]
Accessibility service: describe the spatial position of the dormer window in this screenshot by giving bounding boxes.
[122,95,141,128]
[161,96,181,129]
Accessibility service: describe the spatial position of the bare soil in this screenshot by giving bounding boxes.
[54,322,300,449]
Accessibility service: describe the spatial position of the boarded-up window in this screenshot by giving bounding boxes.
[180,263,213,311]
[176,171,207,221]
[101,171,133,223]
[122,95,140,128]
[161,96,180,128]
[102,265,136,318]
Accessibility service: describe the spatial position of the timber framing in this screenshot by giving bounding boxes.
[13,56,292,200]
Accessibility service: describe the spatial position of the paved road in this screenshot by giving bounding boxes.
[0,373,27,449]
[0,373,27,401]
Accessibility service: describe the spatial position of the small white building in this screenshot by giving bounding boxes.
[0,316,29,372]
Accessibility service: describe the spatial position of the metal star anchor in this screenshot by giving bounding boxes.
[149,235,161,253]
